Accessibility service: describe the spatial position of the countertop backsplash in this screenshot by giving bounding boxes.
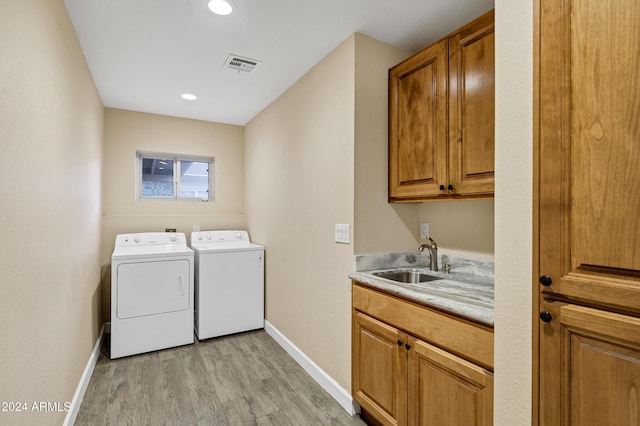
[355,251,494,279]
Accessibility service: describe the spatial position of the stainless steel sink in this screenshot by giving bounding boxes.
[373,270,443,284]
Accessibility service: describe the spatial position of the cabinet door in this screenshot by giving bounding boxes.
[389,39,448,201]
[448,11,494,196]
[538,300,640,425]
[353,311,407,426]
[537,0,640,310]
[407,337,493,426]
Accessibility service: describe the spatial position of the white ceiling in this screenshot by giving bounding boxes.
[64,0,494,126]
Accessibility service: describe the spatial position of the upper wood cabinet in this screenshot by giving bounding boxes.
[448,12,495,197]
[389,10,495,202]
[388,39,448,200]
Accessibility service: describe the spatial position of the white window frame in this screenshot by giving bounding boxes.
[136,151,214,202]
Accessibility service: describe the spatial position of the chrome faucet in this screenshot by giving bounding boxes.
[418,237,439,271]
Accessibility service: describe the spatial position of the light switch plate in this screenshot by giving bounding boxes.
[420,222,430,239]
[335,224,350,244]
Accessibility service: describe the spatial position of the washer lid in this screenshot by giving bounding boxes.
[192,242,263,253]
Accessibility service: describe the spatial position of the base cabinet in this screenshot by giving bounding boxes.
[408,338,493,426]
[352,283,493,426]
[353,312,407,426]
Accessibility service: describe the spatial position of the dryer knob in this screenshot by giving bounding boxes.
[169,234,178,242]
[197,234,203,241]
[206,233,212,240]
[234,232,243,239]
[133,235,141,243]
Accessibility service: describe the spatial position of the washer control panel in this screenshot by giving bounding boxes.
[191,230,251,244]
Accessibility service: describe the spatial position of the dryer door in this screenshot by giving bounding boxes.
[116,259,190,319]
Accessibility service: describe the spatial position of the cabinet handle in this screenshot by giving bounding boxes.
[439,185,445,191]
[405,343,411,350]
[397,340,403,346]
[539,311,552,323]
[539,275,552,286]
[447,184,454,191]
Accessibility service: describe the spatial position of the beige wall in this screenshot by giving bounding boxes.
[101,108,246,320]
[245,34,356,390]
[245,33,417,393]
[354,32,494,260]
[0,1,104,425]
[354,34,420,255]
[418,200,495,259]
[494,0,533,423]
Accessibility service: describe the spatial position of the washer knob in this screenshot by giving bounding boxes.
[234,232,243,240]
[169,234,178,242]
[197,234,203,241]
[133,235,141,243]
[206,233,212,240]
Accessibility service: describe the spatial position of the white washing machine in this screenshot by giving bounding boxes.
[191,230,264,340]
[111,232,194,359]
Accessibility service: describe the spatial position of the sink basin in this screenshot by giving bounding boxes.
[373,270,443,284]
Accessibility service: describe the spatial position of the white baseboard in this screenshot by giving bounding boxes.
[264,321,355,415]
[63,323,105,426]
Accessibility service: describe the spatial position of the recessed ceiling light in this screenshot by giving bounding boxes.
[207,0,233,15]
[181,93,197,100]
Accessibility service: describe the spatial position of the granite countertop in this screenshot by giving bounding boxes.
[349,252,495,326]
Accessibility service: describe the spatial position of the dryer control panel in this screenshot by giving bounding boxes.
[115,232,188,247]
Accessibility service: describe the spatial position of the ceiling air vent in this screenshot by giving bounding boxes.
[224,54,262,74]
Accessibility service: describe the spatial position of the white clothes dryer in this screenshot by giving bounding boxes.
[111,232,194,359]
[191,230,264,340]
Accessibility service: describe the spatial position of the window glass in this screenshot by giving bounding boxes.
[141,158,175,198]
[179,161,209,199]
[138,153,214,201]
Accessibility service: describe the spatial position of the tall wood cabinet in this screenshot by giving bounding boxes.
[389,10,494,202]
[352,283,493,426]
[534,0,640,424]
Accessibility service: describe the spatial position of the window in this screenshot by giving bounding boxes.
[137,152,214,201]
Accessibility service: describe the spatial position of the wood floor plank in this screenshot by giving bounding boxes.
[223,397,257,426]
[260,375,327,425]
[257,410,293,426]
[75,330,364,425]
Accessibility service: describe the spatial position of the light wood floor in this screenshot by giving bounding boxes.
[75,330,365,425]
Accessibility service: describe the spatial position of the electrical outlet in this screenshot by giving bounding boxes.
[335,224,350,244]
[165,228,177,233]
[420,222,430,239]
